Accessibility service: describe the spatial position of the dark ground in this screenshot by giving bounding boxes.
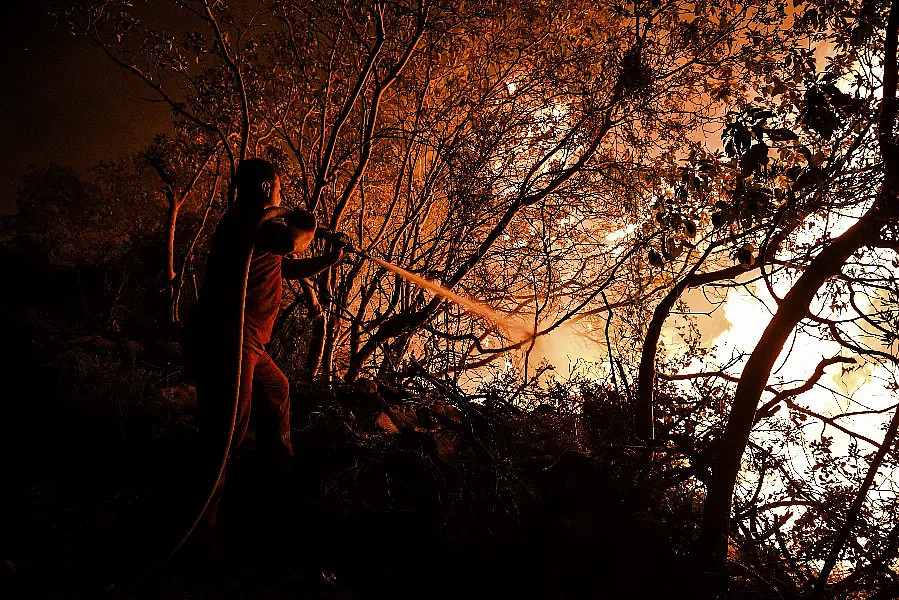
[0,272,724,599]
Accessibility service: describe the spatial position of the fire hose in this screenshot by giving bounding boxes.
[158,204,296,569]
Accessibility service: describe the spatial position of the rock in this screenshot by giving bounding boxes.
[159,383,197,411]
[431,401,463,423]
[351,377,385,415]
[376,382,409,405]
[386,404,418,429]
[121,339,147,360]
[355,377,379,395]
[91,336,119,354]
[72,334,118,354]
[376,412,400,435]
[432,431,462,467]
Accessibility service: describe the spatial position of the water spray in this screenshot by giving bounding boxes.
[339,239,532,342]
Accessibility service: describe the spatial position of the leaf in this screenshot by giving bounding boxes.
[740,143,769,176]
[802,105,841,140]
[711,211,728,228]
[684,220,697,238]
[648,249,664,267]
[752,123,765,142]
[723,122,752,156]
[851,20,872,46]
[766,128,799,142]
[724,140,736,158]
[793,168,822,191]
[797,146,813,164]
[737,246,754,268]
[821,83,864,115]
[747,188,771,215]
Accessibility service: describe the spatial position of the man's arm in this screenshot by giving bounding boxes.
[256,221,315,255]
[282,250,346,280]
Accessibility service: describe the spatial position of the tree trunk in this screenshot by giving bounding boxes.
[305,314,326,381]
[698,211,876,562]
[635,231,811,441]
[305,269,333,380]
[635,278,691,441]
[321,310,338,381]
[377,334,410,384]
[166,200,180,324]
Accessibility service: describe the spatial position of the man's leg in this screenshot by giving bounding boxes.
[249,352,296,564]
[251,352,293,474]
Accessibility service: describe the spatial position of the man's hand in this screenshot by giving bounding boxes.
[331,232,355,257]
[326,232,355,265]
[315,229,356,260]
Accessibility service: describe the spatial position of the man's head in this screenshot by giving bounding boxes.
[234,158,281,210]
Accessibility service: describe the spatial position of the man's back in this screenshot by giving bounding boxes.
[187,208,291,354]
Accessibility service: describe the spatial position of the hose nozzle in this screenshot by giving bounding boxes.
[315,228,362,256]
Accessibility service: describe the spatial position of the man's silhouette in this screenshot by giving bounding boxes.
[184,158,348,526]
